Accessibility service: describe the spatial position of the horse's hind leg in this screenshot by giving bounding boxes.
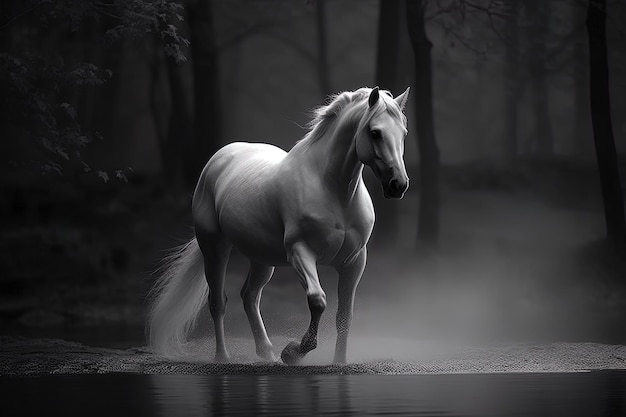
[240,262,277,361]
[197,233,232,362]
[281,242,326,365]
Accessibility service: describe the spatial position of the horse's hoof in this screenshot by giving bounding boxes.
[256,345,278,362]
[258,348,279,363]
[214,352,231,363]
[281,341,304,365]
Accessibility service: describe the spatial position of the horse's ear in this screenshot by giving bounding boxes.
[368,86,380,108]
[395,87,410,111]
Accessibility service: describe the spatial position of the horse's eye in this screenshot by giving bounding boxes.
[370,129,382,140]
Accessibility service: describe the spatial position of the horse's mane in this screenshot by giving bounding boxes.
[296,87,407,148]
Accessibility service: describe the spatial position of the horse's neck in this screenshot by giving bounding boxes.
[297,118,363,199]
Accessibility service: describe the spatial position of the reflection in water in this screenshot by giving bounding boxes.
[146,371,626,417]
[608,371,624,416]
[149,373,355,416]
[256,375,270,415]
[2,371,625,416]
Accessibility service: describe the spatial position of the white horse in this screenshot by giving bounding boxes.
[148,86,410,364]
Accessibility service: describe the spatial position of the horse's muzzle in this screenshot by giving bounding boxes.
[383,178,409,199]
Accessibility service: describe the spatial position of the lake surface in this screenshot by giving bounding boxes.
[2,371,625,416]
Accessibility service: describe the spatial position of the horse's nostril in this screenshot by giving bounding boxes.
[386,178,407,198]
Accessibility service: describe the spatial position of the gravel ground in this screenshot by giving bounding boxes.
[2,336,625,376]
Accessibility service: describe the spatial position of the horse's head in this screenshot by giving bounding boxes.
[355,87,410,199]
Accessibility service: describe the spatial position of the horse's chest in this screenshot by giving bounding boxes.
[294,208,373,265]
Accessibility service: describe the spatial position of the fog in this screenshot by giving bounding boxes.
[208,176,621,364]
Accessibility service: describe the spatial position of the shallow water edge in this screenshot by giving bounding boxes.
[1,335,626,376]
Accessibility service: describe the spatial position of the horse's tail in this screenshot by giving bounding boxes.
[147,237,208,358]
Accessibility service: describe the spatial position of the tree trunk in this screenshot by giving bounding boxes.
[370,0,402,246]
[376,0,401,91]
[315,0,331,96]
[163,55,193,184]
[504,0,519,158]
[149,44,167,177]
[573,5,591,156]
[406,0,440,246]
[586,0,626,247]
[526,0,554,155]
[573,39,591,156]
[187,0,221,186]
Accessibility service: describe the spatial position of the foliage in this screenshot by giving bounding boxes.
[0,52,111,175]
[0,0,187,179]
[101,0,189,63]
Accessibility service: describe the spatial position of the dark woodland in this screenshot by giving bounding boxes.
[1,0,626,350]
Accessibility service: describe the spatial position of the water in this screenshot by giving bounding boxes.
[2,371,625,416]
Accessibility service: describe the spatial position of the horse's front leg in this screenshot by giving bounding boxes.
[334,248,366,364]
[281,242,326,365]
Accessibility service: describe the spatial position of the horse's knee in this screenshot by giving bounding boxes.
[240,289,257,313]
[209,292,227,317]
[307,291,327,316]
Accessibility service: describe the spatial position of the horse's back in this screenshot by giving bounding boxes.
[195,142,284,197]
[208,142,285,176]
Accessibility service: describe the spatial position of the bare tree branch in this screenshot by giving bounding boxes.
[0,0,49,30]
[463,0,507,19]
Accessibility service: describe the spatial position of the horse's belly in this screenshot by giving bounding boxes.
[218,200,288,266]
[225,227,288,266]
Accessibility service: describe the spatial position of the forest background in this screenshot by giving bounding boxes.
[1,0,625,348]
